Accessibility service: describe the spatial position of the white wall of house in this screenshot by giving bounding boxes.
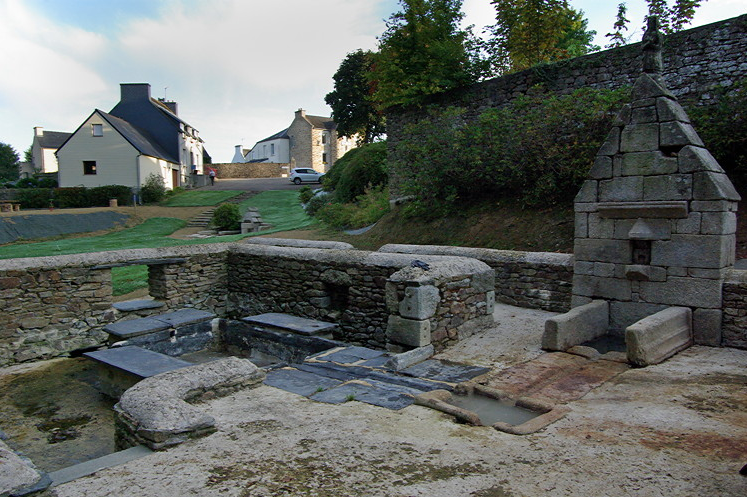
[247,138,289,163]
[139,155,179,189]
[57,112,140,187]
[179,128,203,174]
[31,141,60,173]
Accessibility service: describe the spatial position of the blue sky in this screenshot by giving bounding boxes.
[1,0,745,163]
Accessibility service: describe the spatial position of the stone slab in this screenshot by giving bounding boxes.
[299,362,452,392]
[263,368,342,397]
[153,309,216,328]
[112,300,165,312]
[320,346,386,364]
[48,445,153,487]
[311,382,416,410]
[401,360,489,383]
[242,313,338,336]
[310,383,377,404]
[384,345,434,371]
[531,360,630,404]
[626,307,692,367]
[84,346,191,379]
[358,356,391,368]
[104,318,170,339]
[543,300,608,351]
[597,201,688,219]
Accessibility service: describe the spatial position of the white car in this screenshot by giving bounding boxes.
[290,168,325,185]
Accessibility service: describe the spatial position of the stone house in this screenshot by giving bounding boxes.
[26,127,72,176]
[57,83,207,190]
[234,109,357,172]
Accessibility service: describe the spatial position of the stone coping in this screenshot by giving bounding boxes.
[243,237,355,250]
[104,309,216,339]
[112,300,165,312]
[378,244,573,266]
[241,313,338,336]
[115,357,265,450]
[84,346,192,378]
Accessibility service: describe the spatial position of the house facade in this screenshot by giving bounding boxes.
[30,127,72,174]
[57,83,206,189]
[234,109,357,172]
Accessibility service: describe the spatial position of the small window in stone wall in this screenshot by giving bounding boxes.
[323,153,327,164]
[324,282,349,312]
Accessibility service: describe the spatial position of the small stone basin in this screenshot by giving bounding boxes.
[447,392,540,426]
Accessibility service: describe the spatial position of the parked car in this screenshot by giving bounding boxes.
[290,168,324,185]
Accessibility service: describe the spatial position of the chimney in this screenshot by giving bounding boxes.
[34,127,43,137]
[158,98,178,115]
[296,108,306,118]
[120,83,151,102]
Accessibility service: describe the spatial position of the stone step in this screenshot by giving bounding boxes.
[105,308,216,340]
[48,445,153,487]
[112,299,165,313]
[241,312,338,338]
[84,345,192,379]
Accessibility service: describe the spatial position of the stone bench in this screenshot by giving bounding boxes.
[84,345,192,398]
[241,312,338,339]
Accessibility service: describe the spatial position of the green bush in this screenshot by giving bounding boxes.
[315,186,390,229]
[15,188,53,208]
[323,141,388,203]
[140,173,167,204]
[304,191,333,216]
[394,85,629,215]
[298,186,314,204]
[87,185,133,206]
[211,203,241,230]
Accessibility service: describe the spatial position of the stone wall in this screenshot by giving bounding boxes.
[387,14,747,192]
[379,245,573,313]
[721,269,747,348]
[211,162,289,178]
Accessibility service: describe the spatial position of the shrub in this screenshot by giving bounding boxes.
[304,191,333,216]
[15,177,39,188]
[53,187,88,208]
[36,177,58,188]
[323,141,388,203]
[88,185,133,206]
[140,173,167,204]
[15,188,53,208]
[316,186,390,229]
[298,186,314,204]
[212,203,241,230]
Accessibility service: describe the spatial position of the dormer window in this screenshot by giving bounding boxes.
[92,124,103,137]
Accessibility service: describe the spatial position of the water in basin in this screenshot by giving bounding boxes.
[447,392,540,426]
[580,334,627,354]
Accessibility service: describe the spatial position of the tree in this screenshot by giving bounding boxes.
[371,0,484,109]
[23,145,32,165]
[0,143,20,182]
[605,3,631,48]
[325,50,385,143]
[488,0,598,74]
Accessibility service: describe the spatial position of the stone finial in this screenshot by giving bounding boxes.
[642,16,663,74]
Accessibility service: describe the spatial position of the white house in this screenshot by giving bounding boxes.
[57,83,207,189]
[30,127,71,174]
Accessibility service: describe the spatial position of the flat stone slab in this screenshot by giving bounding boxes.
[264,368,342,397]
[154,309,216,327]
[112,300,165,312]
[48,445,152,487]
[358,356,391,368]
[242,313,338,337]
[84,346,191,379]
[310,381,417,410]
[319,346,386,364]
[401,360,490,383]
[104,318,170,339]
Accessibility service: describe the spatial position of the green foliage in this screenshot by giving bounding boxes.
[15,188,53,209]
[645,0,703,34]
[324,142,388,203]
[605,3,631,48]
[23,146,32,164]
[315,186,390,229]
[160,190,242,207]
[298,186,314,204]
[395,86,629,215]
[304,192,333,217]
[111,265,149,296]
[689,79,747,187]
[488,0,598,74]
[0,143,19,182]
[211,203,241,230]
[16,185,132,209]
[140,173,167,204]
[371,0,484,109]
[325,50,385,143]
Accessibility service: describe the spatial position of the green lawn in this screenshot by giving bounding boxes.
[160,190,243,207]
[112,265,149,296]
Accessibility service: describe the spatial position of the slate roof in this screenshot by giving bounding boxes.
[304,115,336,130]
[257,128,289,143]
[37,131,72,149]
[97,110,179,163]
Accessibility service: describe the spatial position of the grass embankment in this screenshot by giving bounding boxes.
[160,190,243,207]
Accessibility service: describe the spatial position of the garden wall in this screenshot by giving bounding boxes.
[386,14,747,192]
[720,269,747,349]
[211,162,289,178]
[378,245,573,313]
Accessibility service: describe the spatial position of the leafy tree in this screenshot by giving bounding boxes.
[0,143,20,182]
[23,145,33,165]
[325,50,385,143]
[488,1,598,74]
[371,0,484,109]
[323,141,388,203]
[605,3,631,48]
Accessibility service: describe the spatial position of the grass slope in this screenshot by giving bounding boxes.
[160,190,243,207]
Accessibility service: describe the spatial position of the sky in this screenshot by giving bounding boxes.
[1,0,745,164]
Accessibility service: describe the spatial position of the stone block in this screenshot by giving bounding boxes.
[597,201,688,219]
[626,218,671,240]
[399,285,440,320]
[384,344,434,371]
[609,301,667,332]
[385,282,399,313]
[643,174,692,201]
[574,261,594,275]
[386,315,431,347]
[660,122,704,148]
[587,213,613,238]
[677,145,723,174]
[691,200,738,212]
[574,180,598,203]
[674,212,701,234]
[589,155,613,179]
[597,128,620,156]
[638,277,723,308]
[471,269,495,292]
[593,262,615,278]
[701,211,736,235]
[651,234,733,269]
[574,238,631,264]
[656,97,690,123]
[573,274,631,300]
[631,106,657,124]
[571,295,593,307]
[693,171,741,201]
[692,308,723,346]
[542,300,608,351]
[575,213,588,238]
[599,176,643,202]
[621,151,678,176]
[620,124,659,152]
[631,74,674,100]
[612,104,631,127]
[626,307,692,367]
[486,290,495,314]
[623,264,667,282]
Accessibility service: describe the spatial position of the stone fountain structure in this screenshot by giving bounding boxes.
[543,18,740,366]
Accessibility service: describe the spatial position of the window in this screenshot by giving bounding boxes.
[92,124,103,137]
[321,133,327,144]
[270,143,275,155]
[322,153,327,164]
[83,161,97,175]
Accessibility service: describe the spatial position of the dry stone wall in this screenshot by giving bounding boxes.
[721,269,747,348]
[211,162,288,178]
